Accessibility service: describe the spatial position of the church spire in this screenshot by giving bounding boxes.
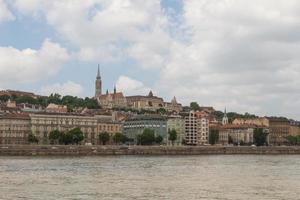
[95,64,102,98]
[114,85,117,94]
[97,64,101,79]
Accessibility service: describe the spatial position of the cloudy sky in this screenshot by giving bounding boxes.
[0,0,300,119]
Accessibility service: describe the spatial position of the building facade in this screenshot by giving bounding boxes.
[123,115,167,144]
[184,111,209,145]
[0,113,31,145]
[233,117,290,145]
[219,124,256,145]
[167,115,185,145]
[126,91,164,111]
[164,97,183,113]
[30,113,99,144]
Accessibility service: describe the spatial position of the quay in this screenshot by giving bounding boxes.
[1,145,300,156]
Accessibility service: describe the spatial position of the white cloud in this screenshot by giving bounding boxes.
[0,39,69,87]
[0,0,15,23]
[11,0,300,119]
[40,81,83,96]
[13,0,172,67]
[116,76,151,96]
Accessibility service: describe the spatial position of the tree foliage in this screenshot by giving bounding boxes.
[190,102,200,111]
[49,128,84,145]
[99,132,110,145]
[253,128,269,146]
[137,128,156,145]
[28,132,39,144]
[209,129,219,145]
[287,135,300,146]
[113,132,127,144]
[155,135,163,144]
[168,129,178,145]
[49,130,63,144]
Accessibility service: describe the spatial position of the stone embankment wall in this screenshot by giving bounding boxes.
[1,145,300,156]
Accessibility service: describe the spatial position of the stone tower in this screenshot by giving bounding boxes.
[95,65,102,98]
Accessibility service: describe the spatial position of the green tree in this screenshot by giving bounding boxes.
[287,135,300,146]
[190,102,200,111]
[59,132,73,145]
[0,95,10,102]
[113,132,127,144]
[168,129,177,145]
[99,132,110,145]
[253,128,269,146]
[28,132,39,144]
[49,130,63,144]
[138,128,156,145]
[68,128,84,145]
[15,96,38,104]
[155,135,163,145]
[209,129,219,145]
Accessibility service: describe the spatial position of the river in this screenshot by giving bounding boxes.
[0,155,300,200]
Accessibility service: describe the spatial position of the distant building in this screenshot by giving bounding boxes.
[94,66,127,109]
[219,124,260,145]
[222,108,229,125]
[127,91,164,111]
[0,113,31,145]
[95,65,102,99]
[184,111,209,145]
[0,89,45,99]
[167,115,185,145]
[30,113,99,144]
[123,115,167,144]
[97,87,127,109]
[46,103,68,113]
[233,117,290,145]
[98,120,123,145]
[164,97,183,113]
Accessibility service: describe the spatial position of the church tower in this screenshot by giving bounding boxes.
[95,65,102,98]
[222,108,229,125]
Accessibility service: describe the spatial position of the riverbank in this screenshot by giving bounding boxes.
[1,145,300,156]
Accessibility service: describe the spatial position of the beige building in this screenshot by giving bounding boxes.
[0,113,31,145]
[30,113,99,144]
[164,97,183,113]
[127,91,164,111]
[46,103,68,113]
[233,117,289,145]
[219,124,257,145]
[98,120,123,145]
[167,115,185,145]
[97,88,127,109]
[184,111,209,145]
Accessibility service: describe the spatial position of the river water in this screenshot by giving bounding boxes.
[0,155,300,200]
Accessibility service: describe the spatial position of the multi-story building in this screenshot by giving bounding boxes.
[233,117,290,145]
[123,115,167,144]
[126,91,164,111]
[268,117,290,145]
[164,97,183,113]
[167,115,185,145]
[0,113,31,145]
[30,113,99,144]
[219,124,257,145]
[94,67,127,109]
[98,119,123,144]
[184,111,209,145]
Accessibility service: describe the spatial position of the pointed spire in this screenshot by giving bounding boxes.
[106,89,109,95]
[148,90,153,97]
[114,85,116,94]
[172,96,177,104]
[97,64,101,79]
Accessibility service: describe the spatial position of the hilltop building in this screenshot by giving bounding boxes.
[94,67,127,109]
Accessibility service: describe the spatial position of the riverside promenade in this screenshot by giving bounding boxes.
[1,145,300,156]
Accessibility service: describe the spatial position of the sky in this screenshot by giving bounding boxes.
[0,0,300,120]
